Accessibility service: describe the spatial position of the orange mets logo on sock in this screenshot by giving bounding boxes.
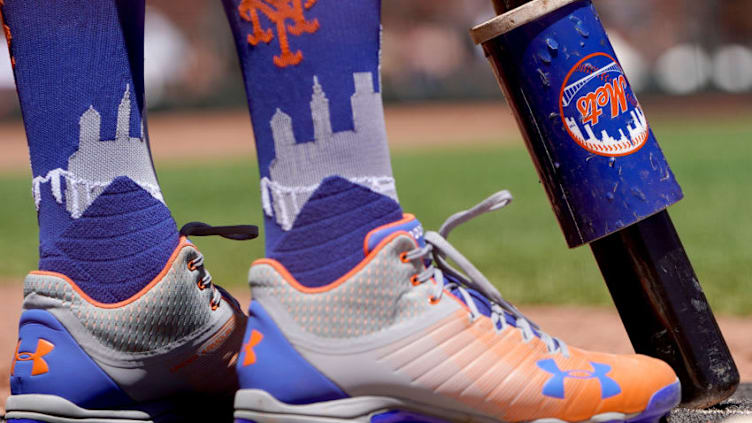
[12,339,55,376]
[237,0,319,68]
[242,330,264,366]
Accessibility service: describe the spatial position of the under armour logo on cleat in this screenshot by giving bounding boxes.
[537,358,621,399]
[12,339,55,376]
[237,0,319,68]
[242,330,264,366]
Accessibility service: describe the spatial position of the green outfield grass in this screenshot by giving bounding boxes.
[1,117,750,314]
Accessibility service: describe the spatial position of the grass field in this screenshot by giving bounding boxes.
[0,115,750,314]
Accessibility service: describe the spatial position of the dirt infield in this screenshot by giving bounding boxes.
[0,282,749,414]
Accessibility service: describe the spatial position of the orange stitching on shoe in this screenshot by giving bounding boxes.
[30,237,195,309]
[237,0,319,68]
[254,230,419,294]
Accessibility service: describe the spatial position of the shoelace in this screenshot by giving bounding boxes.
[405,191,569,357]
[180,222,258,311]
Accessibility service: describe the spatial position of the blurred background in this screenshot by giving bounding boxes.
[0,0,750,312]
[3,0,752,113]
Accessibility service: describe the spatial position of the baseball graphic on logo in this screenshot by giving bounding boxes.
[559,52,649,157]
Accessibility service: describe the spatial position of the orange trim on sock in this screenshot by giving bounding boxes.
[362,213,416,256]
[254,230,419,294]
[29,237,195,309]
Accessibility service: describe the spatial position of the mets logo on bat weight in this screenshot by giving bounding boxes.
[559,52,649,157]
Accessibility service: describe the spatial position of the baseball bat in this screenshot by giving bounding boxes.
[472,0,738,408]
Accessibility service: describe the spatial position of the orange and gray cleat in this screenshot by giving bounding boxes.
[5,223,257,423]
[235,191,680,423]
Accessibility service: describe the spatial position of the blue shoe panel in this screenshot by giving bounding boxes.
[10,309,133,410]
[237,301,348,405]
[371,410,450,423]
[626,380,681,423]
[365,215,425,253]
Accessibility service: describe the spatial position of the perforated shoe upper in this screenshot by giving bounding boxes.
[21,237,246,401]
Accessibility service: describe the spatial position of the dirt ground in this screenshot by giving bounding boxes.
[0,282,749,413]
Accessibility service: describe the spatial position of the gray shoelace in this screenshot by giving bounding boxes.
[406,190,569,357]
[190,254,223,310]
[178,221,259,311]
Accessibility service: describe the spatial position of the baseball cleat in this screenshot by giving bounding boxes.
[5,223,257,423]
[234,191,681,423]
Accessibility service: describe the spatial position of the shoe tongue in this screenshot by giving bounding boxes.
[365,214,425,254]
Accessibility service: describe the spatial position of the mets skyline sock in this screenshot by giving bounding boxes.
[1,0,179,303]
[222,0,403,287]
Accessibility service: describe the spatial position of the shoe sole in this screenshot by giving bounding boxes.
[5,395,154,423]
[234,380,680,423]
[4,393,235,423]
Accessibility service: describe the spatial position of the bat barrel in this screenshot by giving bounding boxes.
[471,0,739,407]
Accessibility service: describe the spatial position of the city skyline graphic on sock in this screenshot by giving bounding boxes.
[222,0,396,251]
[31,85,163,219]
[261,71,396,230]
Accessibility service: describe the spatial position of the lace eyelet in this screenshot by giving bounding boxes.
[429,296,440,305]
[187,259,196,271]
[210,300,220,311]
[410,275,420,286]
[400,252,409,263]
[197,280,206,291]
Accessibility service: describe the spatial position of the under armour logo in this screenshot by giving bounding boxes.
[537,359,621,399]
[237,0,319,68]
[242,330,264,366]
[12,339,55,376]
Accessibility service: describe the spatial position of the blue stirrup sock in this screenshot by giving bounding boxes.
[222,0,403,287]
[2,0,178,302]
